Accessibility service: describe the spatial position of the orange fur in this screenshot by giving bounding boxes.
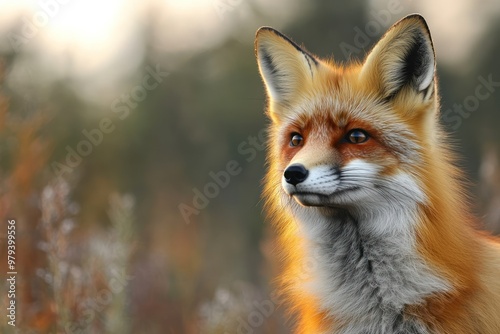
[256,14,500,333]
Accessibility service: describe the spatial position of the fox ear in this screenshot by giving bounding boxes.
[255,27,318,105]
[361,14,435,100]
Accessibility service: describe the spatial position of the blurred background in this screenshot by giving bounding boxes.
[0,0,499,333]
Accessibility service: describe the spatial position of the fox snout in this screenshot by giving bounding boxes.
[281,161,342,207]
[283,164,309,186]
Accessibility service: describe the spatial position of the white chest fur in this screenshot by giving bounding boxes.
[291,205,449,334]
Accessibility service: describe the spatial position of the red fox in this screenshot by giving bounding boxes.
[255,14,500,333]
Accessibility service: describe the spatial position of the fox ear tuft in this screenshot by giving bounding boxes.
[255,27,318,105]
[361,14,435,100]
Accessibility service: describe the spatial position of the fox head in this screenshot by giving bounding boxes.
[255,16,500,332]
[256,14,442,225]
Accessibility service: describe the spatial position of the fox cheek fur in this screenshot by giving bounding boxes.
[255,14,500,334]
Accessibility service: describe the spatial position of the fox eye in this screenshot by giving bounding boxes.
[346,129,369,144]
[290,133,303,146]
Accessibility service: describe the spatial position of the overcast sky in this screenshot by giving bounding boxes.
[1,0,499,104]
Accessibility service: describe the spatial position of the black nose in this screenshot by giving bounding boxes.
[284,164,309,186]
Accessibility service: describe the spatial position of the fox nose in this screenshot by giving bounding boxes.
[284,164,309,186]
